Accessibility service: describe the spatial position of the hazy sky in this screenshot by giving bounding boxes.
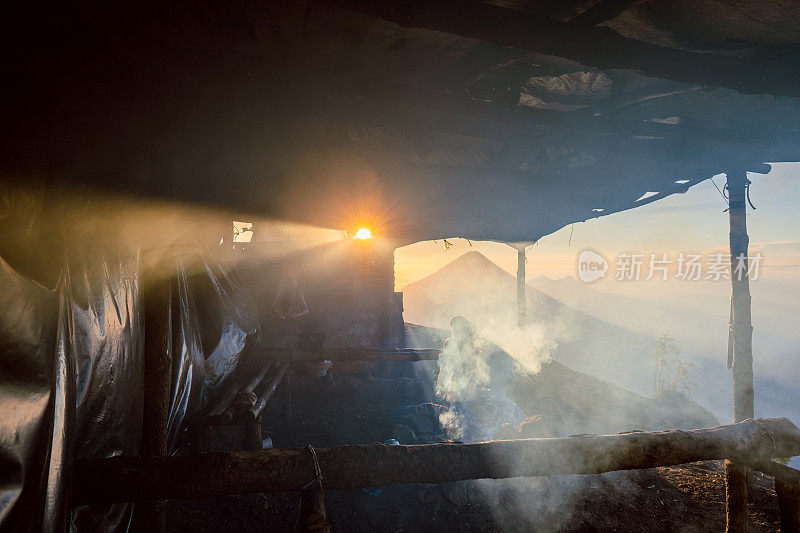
[395,163,800,290]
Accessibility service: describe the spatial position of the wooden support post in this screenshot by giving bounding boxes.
[728,170,755,423]
[73,418,800,505]
[504,242,532,329]
[726,460,749,533]
[743,460,800,532]
[517,246,526,329]
[244,418,263,451]
[138,271,172,531]
[283,373,293,425]
[297,486,330,533]
[725,170,755,533]
[776,478,800,532]
[189,425,210,454]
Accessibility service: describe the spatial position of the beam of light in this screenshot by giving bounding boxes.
[353,227,373,240]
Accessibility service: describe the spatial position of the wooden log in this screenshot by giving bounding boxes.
[244,419,263,451]
[725,170,755,533]
[746,460,800,484]
[141,275,172,456]
[255,347,441,362]
[72,418,800,505]
[726,460,748,533]
[727,171,755,424]
[283,373,293,425]
[249,362,290,420]
[517,246,526,329]
[297,486,330,533]
[296,445,330,533]
[211,361,272,417]
[138,272,172,532]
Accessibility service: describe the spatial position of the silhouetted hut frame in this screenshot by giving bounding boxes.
[7,1,800,531]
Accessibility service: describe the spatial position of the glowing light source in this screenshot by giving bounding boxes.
[353,228,373,240]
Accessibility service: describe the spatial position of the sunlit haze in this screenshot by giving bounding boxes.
[396,164,800,293]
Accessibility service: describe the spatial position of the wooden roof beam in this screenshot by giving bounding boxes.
[569,0,651,27]
[316,0,800,97]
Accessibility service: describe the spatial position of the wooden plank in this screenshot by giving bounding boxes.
[72,418,800,505]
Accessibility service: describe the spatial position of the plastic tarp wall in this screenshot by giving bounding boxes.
[0,238,145,532]
[0,185,260,531]
[167,254,259,452]
[0,253,58,532]
[167,258,205,454]
[197,256,261,415]
[68,253,143,531]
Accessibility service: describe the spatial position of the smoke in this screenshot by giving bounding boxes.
[398,250,731,530]
[0,181,349,288]
[480,321,559,375]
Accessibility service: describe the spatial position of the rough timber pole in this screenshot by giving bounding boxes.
[297,483,330,533]
[745,460,800,531]
[725,170,755,533]
[517,246,526,329]
[137,269,172,531]
[73,419,800,505]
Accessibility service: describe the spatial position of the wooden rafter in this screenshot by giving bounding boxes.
[569,0,650,27]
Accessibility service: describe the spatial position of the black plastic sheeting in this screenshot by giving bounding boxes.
[167,258,205,455]
[66,252,142,531]
[196,256,260,416]
[0,250,146,533]
[168,254,260,453]
[0,230,259,531]
[0,254,58,532]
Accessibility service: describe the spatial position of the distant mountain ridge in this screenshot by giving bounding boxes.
[401,251,800,431]
[404,321,718,437]
[402,251,677,398]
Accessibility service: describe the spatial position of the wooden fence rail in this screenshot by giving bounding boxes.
[73,418,800,506]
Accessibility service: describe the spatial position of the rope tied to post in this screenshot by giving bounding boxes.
[744,178,757,210]
[719,176,756,212]
[302,444,324,490]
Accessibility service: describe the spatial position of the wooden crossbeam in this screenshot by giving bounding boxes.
[72,418,800,505]
[316,0,800,97]
[254,347,441,362]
